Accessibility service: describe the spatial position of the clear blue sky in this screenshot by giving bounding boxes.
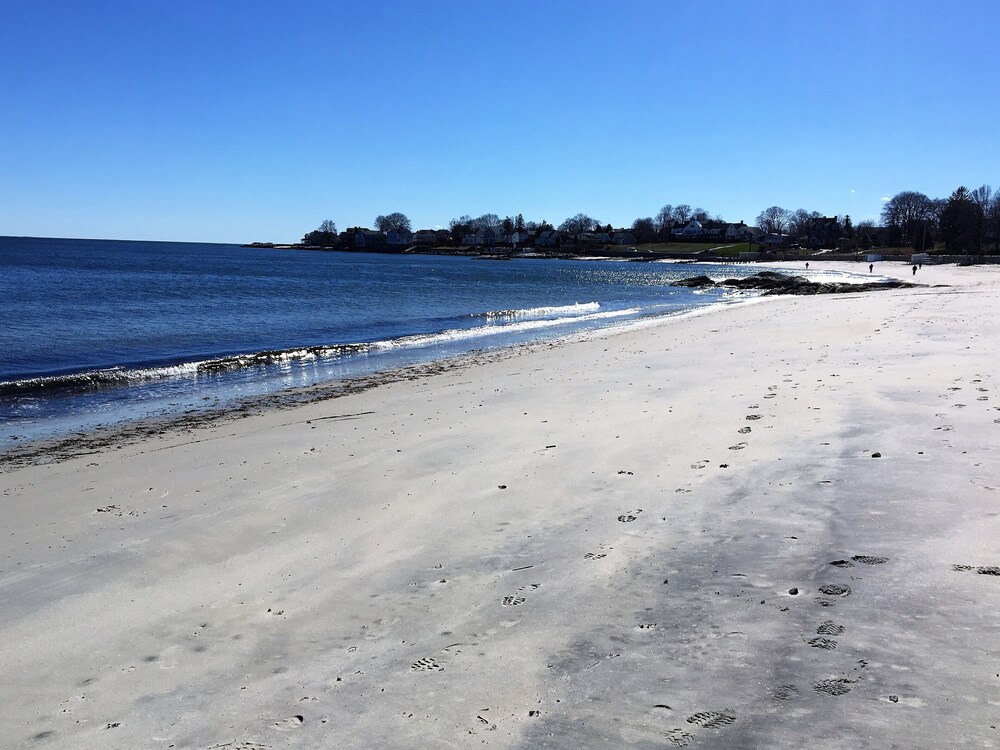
[2,0,998,243]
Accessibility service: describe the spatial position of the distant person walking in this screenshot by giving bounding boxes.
[912,264,917,275]
[869,263,873,273]
[805,262,809,270]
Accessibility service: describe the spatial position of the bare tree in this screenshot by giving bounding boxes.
[987,193,1000,252]
[970,185,993,254]
[631,217,656,243]
[672,204,692,223]
[375,212,412,232]
[880,191,934,246]
[470,213,501,230]
[756,206,791,234]
[788,209,812,238]
[558,213,597,234]
[301,219,338,246]
[654,205,673,231]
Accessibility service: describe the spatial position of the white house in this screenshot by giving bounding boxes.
[674,220,703,238]
[725,223,756,241]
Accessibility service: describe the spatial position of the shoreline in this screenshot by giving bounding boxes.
[0,288,772,470]
[3,263,999,747]
[0,261,913,468]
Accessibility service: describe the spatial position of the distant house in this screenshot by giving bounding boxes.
[412,230,439,245]
[760,233,793,248]
[805,217,843,249]
[476,226,505,247]
[386,229,413,246]
[612,230,638,246]
[535,230,562,248]
[577,232,611,246]
[510,230,534,247]
[342,228,388,248]
[725,223,758,242]
[674,220,703,238]
[701,223,725,240]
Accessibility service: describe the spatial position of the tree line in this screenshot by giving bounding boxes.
[301,187,1000,254]
[878,186,1000,254]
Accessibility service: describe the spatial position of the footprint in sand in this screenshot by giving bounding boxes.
[738,426,752,434]
[728,442,748,451]
[207,742,269,750]
[686,711,736,728]
[690,462,708,470]
[953,564,973,571]
[852,555,888,565]
[745,414,762,421]
[817,620,846,635]
[829,559,855,568]
[502,584,540,605]
[618,509,642,522]
[664,728,694,746]
[977,566,1000,576]
[410,657,444,672]
[812,678,856,696]
[272,716,303,731]
[807,636,838,650]
[773,684,799,701]
[818,584,852,597]
[584,552,607,560]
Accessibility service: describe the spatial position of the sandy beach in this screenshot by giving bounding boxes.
[2,260,999,749]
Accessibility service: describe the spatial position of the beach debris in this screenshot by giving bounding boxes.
[889,695,899,703]
[497,485,507,490]
[788,588,799,595]
[830,559,855,568]
[871,452,882,458]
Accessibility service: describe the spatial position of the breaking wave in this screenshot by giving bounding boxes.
[0,304,639,399]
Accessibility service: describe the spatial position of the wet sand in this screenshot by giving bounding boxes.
[2,261,999,748]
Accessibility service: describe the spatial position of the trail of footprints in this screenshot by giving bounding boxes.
[781,554,890,699]
[953,564,1000,576]
[502,583,540,607]
[663,710,737,746]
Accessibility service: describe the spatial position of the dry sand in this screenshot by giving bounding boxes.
[2,261,999,749]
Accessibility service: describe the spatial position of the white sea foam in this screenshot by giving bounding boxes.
[481,302,600,320]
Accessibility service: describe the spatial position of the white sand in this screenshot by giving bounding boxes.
[2,262,1000,749]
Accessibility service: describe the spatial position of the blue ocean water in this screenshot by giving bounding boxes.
[1,237,780,446]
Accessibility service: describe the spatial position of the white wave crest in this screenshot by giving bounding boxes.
[483,302,600,320]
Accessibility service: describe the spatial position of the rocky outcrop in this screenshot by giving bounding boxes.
[672,271,917,295]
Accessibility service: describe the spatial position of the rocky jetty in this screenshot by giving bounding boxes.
[672,270,918,295]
